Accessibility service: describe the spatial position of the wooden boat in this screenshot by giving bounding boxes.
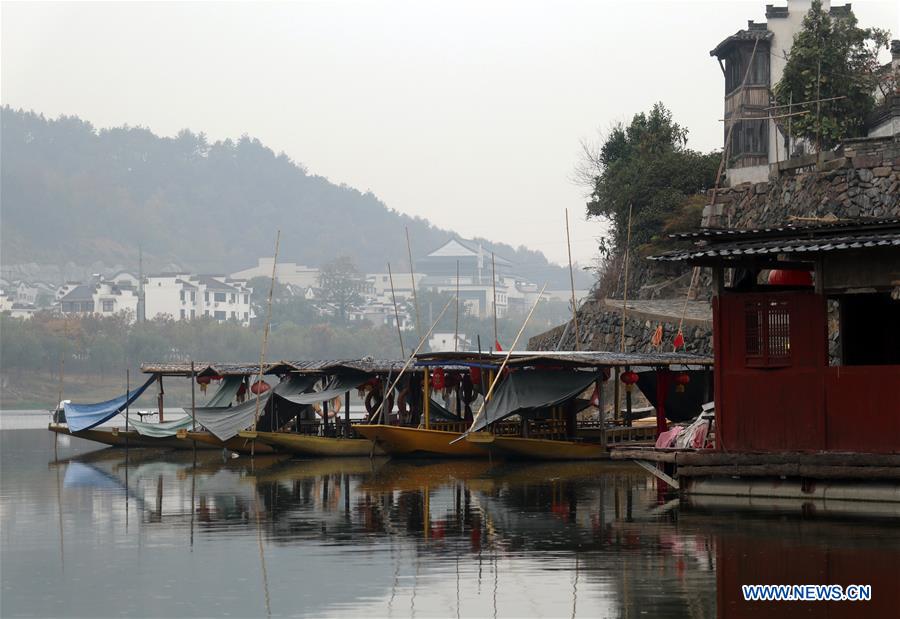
[238,430,385,457]
[48,423,216,450]
[354,424,486,458]
[466,433,608,460]
[177,430,277,454]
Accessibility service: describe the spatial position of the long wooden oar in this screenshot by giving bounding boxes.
[451,284,546,444]
[367,296,455,424]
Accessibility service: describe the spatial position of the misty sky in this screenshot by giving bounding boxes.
[3,1,897,266]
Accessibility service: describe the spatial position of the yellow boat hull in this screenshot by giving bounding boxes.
[239,431,385,457]
[354,424,486,458]
[468,434,609,461]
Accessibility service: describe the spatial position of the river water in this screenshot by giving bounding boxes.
[2,414,898,618]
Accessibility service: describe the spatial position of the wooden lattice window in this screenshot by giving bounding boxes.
[745,300,791,367]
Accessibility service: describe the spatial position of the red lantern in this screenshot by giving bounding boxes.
[210,374,224,382]
[196,375,211,393]
[250,380,270,395]
[432,367,446,391]
[674,372,691,393]
[767,269,813,287]
[620,370,639,392]
[470,367,482,385]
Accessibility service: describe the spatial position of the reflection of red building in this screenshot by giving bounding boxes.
[713,517,900,619]
[651,220,899,493]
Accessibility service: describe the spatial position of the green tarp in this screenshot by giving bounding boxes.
[130,415,195,438]
[205,376,244,408]
[472,370,601,433]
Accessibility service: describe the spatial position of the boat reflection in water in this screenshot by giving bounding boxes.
[5,429,898,618]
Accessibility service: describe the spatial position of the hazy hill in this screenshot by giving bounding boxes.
[1,107,590,288]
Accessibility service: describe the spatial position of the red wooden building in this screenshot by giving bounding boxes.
[652,219,900,456]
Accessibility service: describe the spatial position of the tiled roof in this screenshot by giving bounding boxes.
[649,219,900,263]
[710,24,772,57]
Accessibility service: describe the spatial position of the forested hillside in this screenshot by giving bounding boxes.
[1,107,588,287]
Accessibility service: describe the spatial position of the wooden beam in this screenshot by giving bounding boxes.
[634,460,680,489]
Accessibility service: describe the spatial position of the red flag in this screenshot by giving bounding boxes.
[495,340,503,352]
[673,330,685,350]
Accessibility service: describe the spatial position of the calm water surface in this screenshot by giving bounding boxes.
[2,415,898,618]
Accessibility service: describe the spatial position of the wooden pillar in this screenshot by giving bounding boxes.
[624,365,633,424]
[423,368,431,430]
[157,375,164,422]
[596,376,605,449]
[190,363,196,431]
[323,399,330,437]
[344,390,351,437]
[713,266,725,296]
[655,369,669,438]
[613,367,622,427]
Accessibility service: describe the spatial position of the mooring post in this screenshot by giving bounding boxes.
[655,369,670,438]
[344,390,351,437]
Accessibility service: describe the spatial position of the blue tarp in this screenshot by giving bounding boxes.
[64,376,156,432]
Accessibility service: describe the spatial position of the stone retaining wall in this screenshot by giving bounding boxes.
[704,135,900,229]
[529,298,713,356]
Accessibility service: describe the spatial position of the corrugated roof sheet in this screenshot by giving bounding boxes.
[281,358,409,374]
[140,362,278,376]
[416,350,713,369]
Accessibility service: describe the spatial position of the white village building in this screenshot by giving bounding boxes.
[58,278,140,322]
[711,0,899,186]
[144,274,252,326]
[231,258,319,290]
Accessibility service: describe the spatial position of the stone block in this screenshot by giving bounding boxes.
[873,166,892,177]
[852,154,882,169]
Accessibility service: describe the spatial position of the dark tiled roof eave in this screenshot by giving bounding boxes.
[710,28,772,58]
[650,232,900,262]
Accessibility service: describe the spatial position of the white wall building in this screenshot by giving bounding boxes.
[428,331,471,352]
[58,279,140,322]
[366,271,426,302]
[144,274,252,325]
[710,0,869,186]
[231,258,319,289]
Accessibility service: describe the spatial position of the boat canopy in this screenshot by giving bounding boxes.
[472,370,601,433]
[194,375,318,441]
[205,375,244,407]
[281,374,368,405]
[64,376,156,432]
[130,415,195,438]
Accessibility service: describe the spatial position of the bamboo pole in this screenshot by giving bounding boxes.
[405,227,422,338]
[454,260,460,352]
[253,230,281,427]
[620,204,633,353]
[491,252,498,349]
[454,284,546,442]
[367,296,455,423]
[565,208,580,351]
[387,262,406,358]
[125,369,130,450]
[423,364,431,430]
[190,361,197,431]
